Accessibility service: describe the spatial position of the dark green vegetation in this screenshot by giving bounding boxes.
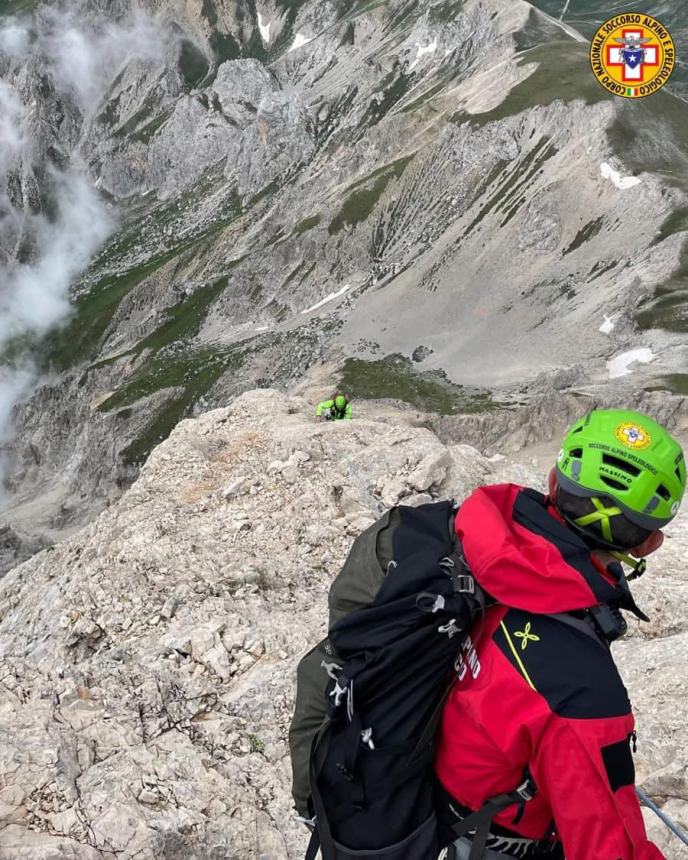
[103,344,252,467]
[130,111,172,145]
[649,374,688,395]
[453,41,611,128]
[460,137,557,239]
[0,0,39,14]
[113,97,160,140]
[329,155,415,234]
[637,291,688,332]
[339,355,497,415]
[40,169,244,374]
[41,247,189,373]
[178,40,211,90]
[563,218,604,256]
[607,94,688,195]
[358,68,416,129]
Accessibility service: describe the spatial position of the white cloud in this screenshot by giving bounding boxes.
[0,21,31,60]
[37,7,168,112]
[0,5,169,501]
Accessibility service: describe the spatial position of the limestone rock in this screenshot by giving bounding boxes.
[0,390,685,857]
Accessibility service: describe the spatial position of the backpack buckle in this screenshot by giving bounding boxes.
[515,779,536,802]
[454,574,475,595]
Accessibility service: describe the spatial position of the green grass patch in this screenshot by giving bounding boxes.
[134,276,229,356]
[428,0,465,23]
[201,0,218,26]
[130,111,172,144]
[41,246,188,373]
[359,69,416,129]
[114,96,158,139]
[0,0,40,14]
[105,344,253,466]
[329,155,414,234]
[647,374,688,396]
[209,30,242,64]
[292,214,322,236]
[339,355,498,415]
[248,177,281,208]
[562,217,604,256]
[462,137,556,238]
[651,208,688,247]
[637,292,688,333]
[179,39,211,90]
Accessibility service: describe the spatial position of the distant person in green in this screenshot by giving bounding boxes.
[315,393,352,421]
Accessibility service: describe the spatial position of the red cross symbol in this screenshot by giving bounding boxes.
[606,29,659,83]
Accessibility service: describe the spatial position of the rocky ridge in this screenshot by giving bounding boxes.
[0,390,686,858]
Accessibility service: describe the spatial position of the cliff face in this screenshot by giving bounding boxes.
[0,390,686,858]
[1,0,687,570]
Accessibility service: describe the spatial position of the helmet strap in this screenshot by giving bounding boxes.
[610,552,647,582]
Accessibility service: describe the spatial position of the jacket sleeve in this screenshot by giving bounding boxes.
[316,400,332,416]
[531,715,664,860]
[344,403,352,419]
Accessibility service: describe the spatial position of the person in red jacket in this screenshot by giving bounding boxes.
[434,409,686,860]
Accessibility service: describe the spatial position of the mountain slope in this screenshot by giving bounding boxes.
[1,0,687,568]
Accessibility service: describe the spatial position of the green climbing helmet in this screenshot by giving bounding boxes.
[334,394,348,411]
[556,408,686,533]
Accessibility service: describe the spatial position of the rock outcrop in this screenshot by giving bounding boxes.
[0,390,686,858]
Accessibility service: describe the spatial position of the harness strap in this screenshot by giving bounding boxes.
[548,612,607,648]
[305,828,320,860]
[450,779,537,860]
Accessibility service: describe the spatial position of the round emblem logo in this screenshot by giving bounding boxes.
[590,14,675,99]
[615,422,652,450]
[671,501,680,516]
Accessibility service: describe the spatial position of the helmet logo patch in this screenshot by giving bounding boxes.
[671,501,680,515]
[615,422,651,450]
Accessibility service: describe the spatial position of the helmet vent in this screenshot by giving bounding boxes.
[602,454,640,477]
[657,484,671,501]
[570,448,583,458]
[600,475,628,492]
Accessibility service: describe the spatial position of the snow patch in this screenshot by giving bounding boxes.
[607,348,654,379]
[257,13,271,44]
[599,315,617,334]
[289,33,313,52]
[600,162,641,190]
[409,37,438,70]
[301,284,351,315]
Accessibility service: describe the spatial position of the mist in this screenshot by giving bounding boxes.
[0,4,169,507]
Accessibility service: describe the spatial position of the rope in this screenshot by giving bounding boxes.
[636,787,688,848]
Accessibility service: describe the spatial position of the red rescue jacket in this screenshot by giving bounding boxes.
[435,484,664,859]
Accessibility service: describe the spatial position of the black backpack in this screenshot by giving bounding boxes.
[290,501,542,860]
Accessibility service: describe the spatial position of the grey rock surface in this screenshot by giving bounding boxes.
[0,390,686,858]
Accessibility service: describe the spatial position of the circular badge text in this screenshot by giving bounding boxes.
[590,14,675,99]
